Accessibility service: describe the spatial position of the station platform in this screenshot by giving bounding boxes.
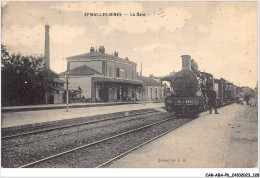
[1,102,164,128]
[108,103,258,168]
[1,101,153,113]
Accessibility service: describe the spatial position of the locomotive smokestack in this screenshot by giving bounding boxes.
[44,25,50,69]
[181,55,191,71]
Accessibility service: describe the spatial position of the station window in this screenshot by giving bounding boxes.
[150,87,153,99]
[109,67,112,77]
[116,68,120,77]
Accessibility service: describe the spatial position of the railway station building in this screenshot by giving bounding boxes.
[138,75,164,101]
[60,46,145,102]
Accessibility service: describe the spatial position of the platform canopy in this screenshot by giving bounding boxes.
[92,76,145,85]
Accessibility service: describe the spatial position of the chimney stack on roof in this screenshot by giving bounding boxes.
[99,46,105,54]
[125,57,129,60]
[114,51,118,57]
[90,47,95,52]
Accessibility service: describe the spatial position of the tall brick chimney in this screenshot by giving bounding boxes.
[44,25,50,69]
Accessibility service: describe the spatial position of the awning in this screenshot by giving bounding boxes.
[92,76,145,85]
[48,85,64,91]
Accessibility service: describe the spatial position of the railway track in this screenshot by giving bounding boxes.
[19,115,175,168]
[2,110,162,151]
[2,109,194,168]
[96,126,181,168]
[2,110,159,140]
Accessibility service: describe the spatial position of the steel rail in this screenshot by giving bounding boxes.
[18,113,173,168]
[2,110,159,140]
[96,123,183,168]
[2,111,162,150]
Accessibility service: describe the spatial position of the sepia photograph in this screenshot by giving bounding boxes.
[1,1,259,177]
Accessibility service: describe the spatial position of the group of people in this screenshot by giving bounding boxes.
[236,97,244,105]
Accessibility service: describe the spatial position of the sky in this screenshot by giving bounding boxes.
[1,1,258,88]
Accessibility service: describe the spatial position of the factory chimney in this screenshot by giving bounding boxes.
[44,25,50,69]
[140,63,142,76]
[181,55,191,71]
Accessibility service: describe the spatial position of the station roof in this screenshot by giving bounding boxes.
[67,51,136,65]
[53,78,65,83]
[59,65,102,76]
[160,74,175,83]
[49,85,64,91]
[138,76,163,86]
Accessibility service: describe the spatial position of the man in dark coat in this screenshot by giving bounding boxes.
[207,86,219,114]
[244,93,250,105]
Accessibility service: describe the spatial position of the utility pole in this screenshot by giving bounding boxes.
[65,71,70,112]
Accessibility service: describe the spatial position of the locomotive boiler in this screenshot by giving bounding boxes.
[163,55,213,116]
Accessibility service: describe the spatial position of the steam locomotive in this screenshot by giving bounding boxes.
[162,55,238,116]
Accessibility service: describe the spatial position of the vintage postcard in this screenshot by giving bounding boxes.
[1,1,258,177]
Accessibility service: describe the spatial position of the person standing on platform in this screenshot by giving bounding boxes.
[207,86,219,114]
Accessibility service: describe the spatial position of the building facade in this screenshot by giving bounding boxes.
[45,77,65,104]
[139,76,164,101]
[60,46,144,102]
